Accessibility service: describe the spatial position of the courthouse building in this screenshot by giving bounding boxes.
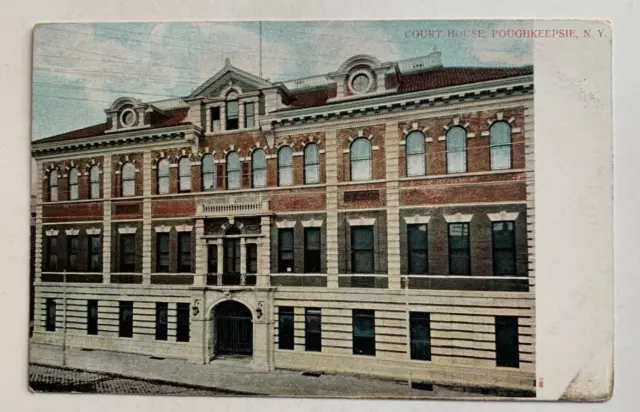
[31,50,535,392]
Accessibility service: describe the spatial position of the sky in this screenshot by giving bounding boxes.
[32,20,533,141]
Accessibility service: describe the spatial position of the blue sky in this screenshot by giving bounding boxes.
[32,20,532,140]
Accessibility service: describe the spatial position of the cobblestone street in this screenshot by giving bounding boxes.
[29,364,242,395]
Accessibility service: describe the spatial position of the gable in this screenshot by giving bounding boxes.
[200,72,261,97]
[188,61,273,99]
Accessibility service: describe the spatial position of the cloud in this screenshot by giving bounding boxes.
[470,21,533,67]
[473,49,532,66]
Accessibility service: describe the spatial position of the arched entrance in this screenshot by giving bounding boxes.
[213,300,253,356]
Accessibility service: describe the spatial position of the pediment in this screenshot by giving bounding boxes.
[188,60,273,99]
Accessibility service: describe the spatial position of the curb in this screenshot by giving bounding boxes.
[29,362,258,396]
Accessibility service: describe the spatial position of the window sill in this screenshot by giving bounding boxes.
[399,169,526,182]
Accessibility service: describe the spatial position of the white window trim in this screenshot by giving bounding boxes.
[403,215,431,225]
[301,219,324,228]
[443,213,473,223]
[347,217,376,226]
[154,225,172,233]
[487,211,519,221]
[45,229,59,237]
[118,227,138,234]
[65,229,79,236]
[176,224,193,232]
[86,228,101,235]
[275,220,297,229]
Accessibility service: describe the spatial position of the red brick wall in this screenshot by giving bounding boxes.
[112,200,143,220]
[398,107,526,177]
[41,156,104,201]
[402,181,526,206]
[270,191,326,212]
[152,198,196,218]
[43,202,103,223]
[338,182,387,209]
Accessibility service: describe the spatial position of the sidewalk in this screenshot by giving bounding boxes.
[29,343,484,398]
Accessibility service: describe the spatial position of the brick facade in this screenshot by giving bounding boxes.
[32,54,535,392]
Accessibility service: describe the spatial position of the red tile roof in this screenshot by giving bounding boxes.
[34,66,532,143]
[282,66,533,112]
[33,107,190,145]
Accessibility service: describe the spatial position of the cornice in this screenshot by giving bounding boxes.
[32,124,200,158]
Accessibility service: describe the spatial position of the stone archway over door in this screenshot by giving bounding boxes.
[213,300,253,356]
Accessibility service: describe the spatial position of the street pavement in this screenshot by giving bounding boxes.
[29,343,498,398]
[29,364,236,395]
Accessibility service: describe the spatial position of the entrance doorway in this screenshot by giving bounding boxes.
[214,300,253,356]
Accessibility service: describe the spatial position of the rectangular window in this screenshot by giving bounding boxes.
[87,300,98,335]
[67,236,78,271]
[47,236,58,271]
[155,302,168,341]
[304,227,321,273]
[410,312,431,360]
[45,298,56,332]
[305,308,322,352]
[352,309,375,356]
[495,316,519,368]
[278,306,294,350]
[278,228,294,273]
[207,244,218,274]
[118,301,133,338]
[244,102,255,128]
[178,232,192,273]
[119,234,136,272]
[246,244,258,274]
[88,235,101,272]
[492,221,516,275]
[448,223,470,275]
[155,233,169,272]
[211,106,221,132]
[351,226,374,274]
[407,224,428,274]
[226,101,239,130]
[176,303,190,342]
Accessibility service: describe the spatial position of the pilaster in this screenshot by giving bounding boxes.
[385,121,401,290]
[194,219,205,286]
[258,216,270,287]
[325,129,339,289]
[34,161,43,285]
[142,151,152,284]
[102,158,112,283]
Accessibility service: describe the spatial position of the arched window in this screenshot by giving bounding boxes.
[157,159,170,195]
[490,121,512,170]
[89,165,100,199]
[201,154,215,191]
[446,127,467,173]
[121,162,136,197]
[406,131,426,176]
[49,170,58,202]
[68,168,79,200]
[252,149,266,188]
[304,143,320,184]
[278,146,293,186]
[226,152,241,189]
[350,138,372,181]
[178,157,192,192]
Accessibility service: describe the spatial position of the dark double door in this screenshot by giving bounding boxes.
[215,301,253,356]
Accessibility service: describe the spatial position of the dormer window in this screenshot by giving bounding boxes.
[119,105,137,128]
[350,72,373,94]
[226,91,239,130]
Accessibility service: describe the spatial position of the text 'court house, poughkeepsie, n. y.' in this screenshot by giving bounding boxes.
[31,47,535,394]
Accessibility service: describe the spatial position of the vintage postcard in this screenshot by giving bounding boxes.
[28,19,613,401]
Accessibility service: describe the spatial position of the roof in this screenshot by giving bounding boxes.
[34,65,532,144]
[33,107,190,145]
[281,66,533,111]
